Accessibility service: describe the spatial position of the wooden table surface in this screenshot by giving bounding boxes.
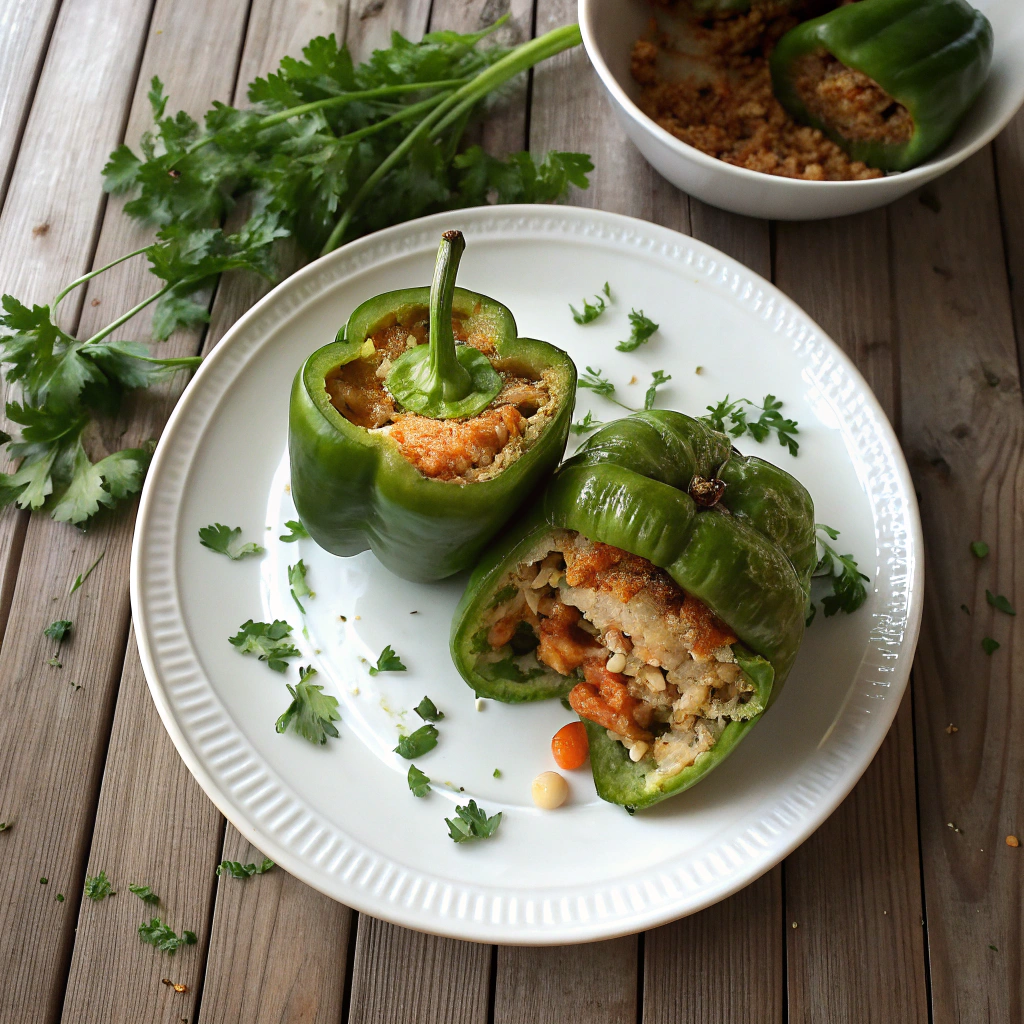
[0,0,1020,1020]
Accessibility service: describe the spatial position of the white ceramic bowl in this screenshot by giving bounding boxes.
[579,0,1024,220]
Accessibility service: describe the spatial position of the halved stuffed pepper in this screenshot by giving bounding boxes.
[450,411,816,809]
[289,230,577,583]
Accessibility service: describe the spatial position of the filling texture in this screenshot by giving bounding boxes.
[325,311,559,483]
[479,531,761,780]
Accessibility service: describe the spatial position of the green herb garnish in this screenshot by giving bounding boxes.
[445,799,502,843]
[982,637,1000,655]
[492,768,501,778]
[228,619,300,672]
[415,696,445,722]
[644,370,671,410]
[138,917,197,954]
[616,309,658,351]
[407,764,431,797]
[394,724,439,759]
[199,523,265,560]
[703,394,800,456]
[276,665,340,745]
[288,559,314,614]
[69,553,104,595]
[44,620,72,643]
[570,283,611,324]
[369,644,406,675]
[986,590,1015,616]
[970,541,989,558]
[129,883,160,905]
[570,410,609,436]
[84,871,116,901]
[279,519,310,542]
[806,524,869,624]
[216,857,274,878]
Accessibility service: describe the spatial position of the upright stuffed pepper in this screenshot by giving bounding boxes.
[450,411,816,810]
[771,0,993,172]
[289,231,576,582]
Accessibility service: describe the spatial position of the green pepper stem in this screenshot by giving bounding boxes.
[427,229,472,400]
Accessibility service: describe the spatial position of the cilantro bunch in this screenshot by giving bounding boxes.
[0,20,591,528]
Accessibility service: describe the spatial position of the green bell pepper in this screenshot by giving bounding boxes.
[288,232,576,583]
[450,410,815,809]
[770,0,993,172]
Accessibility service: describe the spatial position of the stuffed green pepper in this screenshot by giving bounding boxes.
[771,0,993,172]
[288,230,577,583]
[450,410,816,809]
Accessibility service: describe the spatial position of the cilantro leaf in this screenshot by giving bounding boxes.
[199,523,265,560]
[84,870,115,901]
[970,541,989,559]
[415,696,445,722]
[407,764,431,797]
[288,559,314,613]
[616,309,658,352]
[579,365,616,399]
[569,283,610,325]
[570,410,608,436]
[394,724,438,759]
[44,619,72,643]
[702,394,800,456]
[369,644,406,675]
[982,637,1000,655]
[986,591,1015,616]
[228,619,300,672]
[445,799,502,843]
[644,370,671,410]
[275,665,340,744]
[279,519,310,542]
[128,883,160,905]
[138,917,197,954]
[216,857,274,878]
[806,523,869,623]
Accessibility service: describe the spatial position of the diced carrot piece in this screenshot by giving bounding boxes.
[552,721,589,770]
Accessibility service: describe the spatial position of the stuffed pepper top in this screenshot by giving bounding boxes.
[450,411,816,809]
[288,231,577,583]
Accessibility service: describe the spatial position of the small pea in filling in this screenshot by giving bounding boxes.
[474,531,764,781]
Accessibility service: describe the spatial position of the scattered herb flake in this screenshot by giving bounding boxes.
[407,764,431,797]
[44,619,72,643]
[970,540,989,559]
[47,657,62,668]
[579,365,617,400]
[415,696,445,722]
[279,519,310,542]
[276,665,340,745]
[644,369,671,410]
[702,394,800,456]
[493,768,501,778]
[961,604,970,615]
[138,917,197,955]
[986,590,1015,616]
[394,724,439,759]
[84,871,116,901]
[369,644,406,675]
[616,309,658,352]
[570,410,608,436]
[288,559,314,613]
[569,283,610,324]
[806,523,869,624]
[446,799,502,843]
[0,821,10,832]
[55,893,65,902]
[69,552,105,595]
[198,523,265,560]
[129,883,160,905]
[982,637,1000,655]
[216,857,274,878]
[990,944,999,952]
[228,619,300,672]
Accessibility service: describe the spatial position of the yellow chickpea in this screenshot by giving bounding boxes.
[531,771,568,809]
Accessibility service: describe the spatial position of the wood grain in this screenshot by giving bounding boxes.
[993,108,1024,368]
[889,149,1024,1023]
[347,918,491,1024]
[773,211,929,1023]
[0,0,62,209]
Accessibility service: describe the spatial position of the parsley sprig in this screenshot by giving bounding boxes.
[229,619,300,672]
[129,883,160,905]
[288,559,314,613]
[216,857,274,878]
[570,282,611,324]
[415,696,445,722]
[446,799,502,843]
[84,871,116,901]
[573,367,672,435]
[276,665,341,745]
[369,645,406,675]
[806,524,869,625]
[138,917,197,954]
[702,394,800,456]
[394,724,439,759]
[279,519,310,543]
[44,619,72,643]
[408,764,431,797]
[199,523,265,559]
[616,309,658,352]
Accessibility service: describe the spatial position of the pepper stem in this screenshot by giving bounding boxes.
[384,231,502,420]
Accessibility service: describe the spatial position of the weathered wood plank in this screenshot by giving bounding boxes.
[773,211,929,1024]
[347,919,491,1024]
[993,109,1024,366]
[889,148,1023,1023]
[0,0,62,210]
[644,870,782,1024]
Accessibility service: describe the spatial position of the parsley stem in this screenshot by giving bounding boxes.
[52,246,151,312]
[82,282,174,346]
[336,91,453,145]
[318,23,584,256]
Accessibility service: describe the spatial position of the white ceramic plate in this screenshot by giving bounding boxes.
[580,0,1024,220]
[132,205,922,944]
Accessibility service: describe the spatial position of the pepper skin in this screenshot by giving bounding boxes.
[450,410,816,808]
[288,238,576,584]
[770,0,993,172]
